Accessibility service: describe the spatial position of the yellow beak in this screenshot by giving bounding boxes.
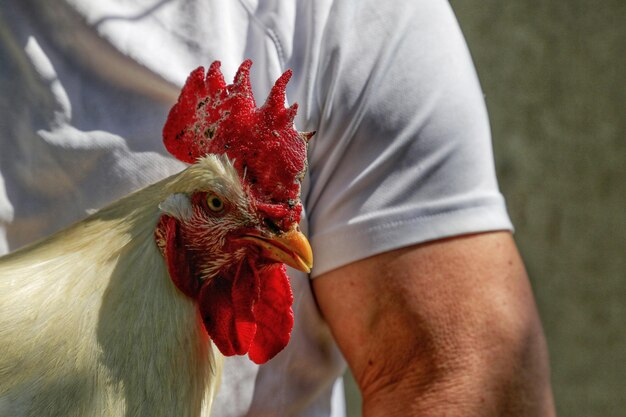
[241,226,313,273]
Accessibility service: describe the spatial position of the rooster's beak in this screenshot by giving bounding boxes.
[240,226,313,273]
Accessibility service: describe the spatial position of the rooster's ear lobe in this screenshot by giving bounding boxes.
[159,193,193,220]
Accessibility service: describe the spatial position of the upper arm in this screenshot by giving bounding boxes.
[305,3,554,414]
[312,231,555,416]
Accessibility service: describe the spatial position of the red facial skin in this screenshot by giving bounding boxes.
[155,194,294,364]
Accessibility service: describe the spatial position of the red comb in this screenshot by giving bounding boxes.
[163,60,310,228]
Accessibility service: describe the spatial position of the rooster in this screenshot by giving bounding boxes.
[0,60,313,417]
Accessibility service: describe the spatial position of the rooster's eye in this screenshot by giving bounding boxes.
[206,194,225,213]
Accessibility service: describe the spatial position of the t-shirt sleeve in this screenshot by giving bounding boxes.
[304,0,513,277]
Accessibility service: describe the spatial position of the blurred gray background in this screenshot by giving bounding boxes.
[344,1,625,416]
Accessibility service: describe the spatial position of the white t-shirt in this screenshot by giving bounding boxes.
[0,0,513,416]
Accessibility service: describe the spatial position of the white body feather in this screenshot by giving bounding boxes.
[0,156,243,417]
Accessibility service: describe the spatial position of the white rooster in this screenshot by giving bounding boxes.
[0,60,313,417]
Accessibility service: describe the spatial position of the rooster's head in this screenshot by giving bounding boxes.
[156,60,313,364]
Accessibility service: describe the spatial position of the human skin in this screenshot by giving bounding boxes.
[313,231,556,417]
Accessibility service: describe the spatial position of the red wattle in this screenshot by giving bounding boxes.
[248,264,294,364]
[158,216,295,363]
[198,260,261,357]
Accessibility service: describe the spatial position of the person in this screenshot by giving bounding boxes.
[0,0,556,415]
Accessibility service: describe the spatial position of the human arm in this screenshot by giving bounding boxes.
[313,231,556,416]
